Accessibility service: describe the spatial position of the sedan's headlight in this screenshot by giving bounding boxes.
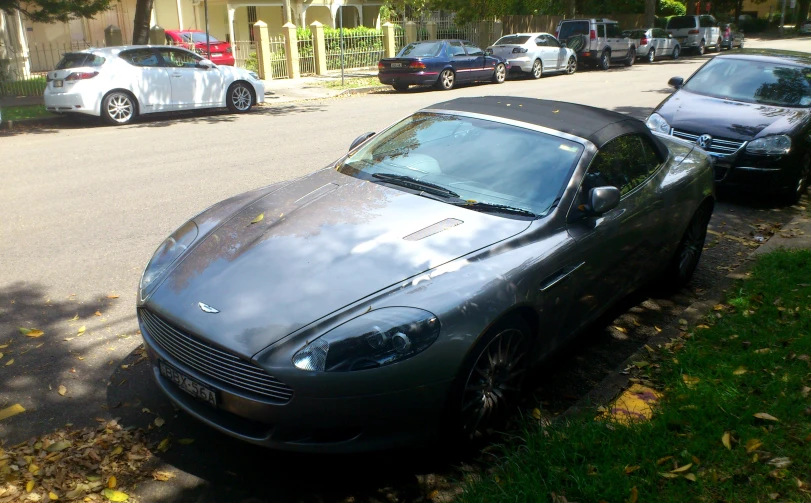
[248,71,260,80]
[140,220,198,297]
[645,112,671,134]
[292,308,440,372]
[746,135,792,155]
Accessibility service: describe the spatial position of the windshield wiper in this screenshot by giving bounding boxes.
[372,173,459,198]
[452,201,537,218]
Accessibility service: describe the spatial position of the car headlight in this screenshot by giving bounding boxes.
[248,71,260,80]
[292,308,440,372]
[645,112,671,134]
[139,220,198,298]
[745,135,792,155]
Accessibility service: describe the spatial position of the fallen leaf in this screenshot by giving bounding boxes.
[45,440,71,452]
[106,294,120,299]
[682,375,700,388]
[178,438,195,445]
[624,465,640,474]
[656,456,674,465]
[691,455,701,465]
[0,403,25,421]
[733,367,748,375]
[154,417,165,428]
[69,314,79,321]
[770,469,789,480]
[19,327,31,335]
[111,446,123,455]
[633,361,649,368]
[5,359,13,366]
[683,473,697,482]
[49,492,59,501]
[629,486,638,503]
[102,488,129,501]
[250,213,264,224]
[671,463,693,474]
[633,320,641,327]
[157,437,171,452]
[754,348,771,354]
[26,481,34,493]
[95,311,102,316]
[696,324,710,329]
[802,386,810,398]
[714,304,724,311]
[25,329,44,338]
[655,326,662,333]
[532,408,542,420]
[78,326,86,334]
[152,470,176,481]
[29,463,40,473]
[722,431,732,450]
[659,472,680,479]
[754,412,779,422]
[58,385,67,396]
[108,476,117,489]
[767,457,792,469]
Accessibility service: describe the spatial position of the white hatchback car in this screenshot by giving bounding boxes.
[44,46,264,125]
[486,33,577,79]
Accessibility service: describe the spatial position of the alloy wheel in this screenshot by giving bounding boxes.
[440,69,455,90]
[460,328,527,439]
[532,59,543,79]
[493,63,506,83]
[647,48,655,63]
[677,205,710,282]
[566,56,577,74]
[795,154,811,201]
[106,93,133,124]
[697,40,705,55]
[231,85,252,111]
[625,48,636,66]
[600,52,610,70]
[672,46,680,59]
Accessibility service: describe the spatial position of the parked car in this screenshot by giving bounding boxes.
[720,23,745,49]
[378,40,507,91]
[486,32,577,78]
[44,46,264,125]
[165,30,235,66]
[137,96,715,452]
[665,15,721,55]
[623,28,681,62]
[800,20,811,34]
[556,18,636,70]
[647,49,811,204]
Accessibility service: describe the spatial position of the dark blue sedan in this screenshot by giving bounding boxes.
[378,39,508,92]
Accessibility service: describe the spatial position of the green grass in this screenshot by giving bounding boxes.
[321,77,382,90]
[0,77,47,97]
[461,249,811,503]
[1,104,51,122]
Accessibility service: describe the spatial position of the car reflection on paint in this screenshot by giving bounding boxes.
[137,97,714,453]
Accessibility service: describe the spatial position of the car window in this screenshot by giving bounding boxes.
[158,48,201,68]
[399,41,443,58]
[558,21,589,39]
[119,49,159,67]
[448,41,466,57]
[494,35,530,45]
[605,24,619,37]
[56,52,105,69]
[667,16,697,29]
[535,35,548,47]
[545,35,561,47]
[180,32,221,44]
[597,24,606,37]
[463,42,484,56]
[337,112,584,218]
[584,135,660,196]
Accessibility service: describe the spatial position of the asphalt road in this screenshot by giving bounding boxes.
[1,36,808,503]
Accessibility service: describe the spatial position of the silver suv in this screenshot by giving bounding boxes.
[556,18,636,70]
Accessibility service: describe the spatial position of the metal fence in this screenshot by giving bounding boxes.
[267,36,288,79]
[324,30,384,71]
[1,41,107,97]
[232,40,256,71]
[297,37,315,76]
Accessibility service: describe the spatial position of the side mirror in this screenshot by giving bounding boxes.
[668,76,684,89]
[588,186,621,215]
[197,59,214,69]
[349,131,375,151]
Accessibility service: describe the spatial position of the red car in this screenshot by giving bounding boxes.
[164,30,235,66]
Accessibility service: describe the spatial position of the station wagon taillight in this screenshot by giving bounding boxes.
[409,61,426,69]
[590,29,597,39]
[65,71,98,81]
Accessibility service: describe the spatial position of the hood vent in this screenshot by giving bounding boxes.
[403,218,463,241]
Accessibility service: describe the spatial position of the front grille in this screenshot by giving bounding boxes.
[671,128,746,156]
[139,309,294,403]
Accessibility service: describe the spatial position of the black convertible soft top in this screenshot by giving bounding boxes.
[426,97,665,156]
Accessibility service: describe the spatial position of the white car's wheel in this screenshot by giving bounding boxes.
[646,48,656,63]
[101,91,137,126]
[227,82,254,112]
[565,56,577,74]
[531,59,543,79]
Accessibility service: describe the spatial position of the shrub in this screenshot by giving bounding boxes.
[245,51,258,73]
[657,0,686,16]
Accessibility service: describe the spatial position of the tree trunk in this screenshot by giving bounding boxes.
[132,0,154,44]
[644,0,656,27]
[567,0,576,17]
[686,0,696,15]
[734,0,743,22]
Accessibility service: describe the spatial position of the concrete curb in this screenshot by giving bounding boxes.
[337,85,388,97]
[0,115,65,131]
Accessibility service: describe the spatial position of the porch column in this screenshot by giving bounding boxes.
[227,4,235,43]
[176,0,185,30]
[254,20,272,80]
[13,10,30,79]
[282,22,300,79]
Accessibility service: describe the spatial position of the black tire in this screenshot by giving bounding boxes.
[531,59,543,79]
[739,39,745,49]
[781,153,811,206]
[226,81,254,113]
[392,83,409,92]
[599,50,611,70]
[446,315,531,443]
[625,47,636,66]
[436,68,455,90]
[661,202,713,290]
[565,56,577,74]
[491,63,506,84]
[672,45,681,59]
[101,91,137,126]
[646,47,656,63]
[696,39,705,55]
[714,37,722,52]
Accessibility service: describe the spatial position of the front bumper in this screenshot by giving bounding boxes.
[139,311,452,452]
[43,91,99,116]
[713,151,801,193]
[378,71,440,86]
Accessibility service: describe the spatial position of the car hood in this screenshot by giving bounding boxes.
[146,169,531,358]
[656,89,810,140]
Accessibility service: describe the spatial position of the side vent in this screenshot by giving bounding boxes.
[403,218,463,241]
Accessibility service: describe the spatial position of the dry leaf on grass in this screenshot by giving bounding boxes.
[746,439,763,453]
[722,431,732,450]
[754,412,779,422]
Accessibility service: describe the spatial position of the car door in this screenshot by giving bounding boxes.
[157,47,222,107]
[606,23,627,59]
[118,48,172,112]
[538,34,565,70]
[448,41,473,82]
[596,23,608,55]
[462,41,490,80]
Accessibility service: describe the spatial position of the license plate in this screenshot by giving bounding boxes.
[54,80,63,88]
[211,53,222,57]
[391,62,403,68]
[159,361,217,406]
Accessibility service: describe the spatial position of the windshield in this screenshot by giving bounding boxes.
[558,21,589,39]
[684,57,811,107]
[56,53,105,69]
[667,16,696,29]
[627,30,647,38]
[494,35,531,45]
[336,113,583,218]
[397,42,443,58]
[181,32,221,44]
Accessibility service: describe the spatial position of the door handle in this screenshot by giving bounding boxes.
[171,74,183,78]
[539,261,585,292]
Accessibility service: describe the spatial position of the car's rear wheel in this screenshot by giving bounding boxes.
[436,69,455,90]
[101,91,137,126]
[646,48,656,63]
[227,82,254,112]
[672,45,681,59]
[739,39,745,49]
[450,315,530,442]
[697,39,705,55]
[392,83,409,92]
[661,202,712,290]
[531,59,543,79]
[599,50,611,70]
[492,63,506,83]
[565,56,577,74]
[782,153,811,206]
[625,47,636,66]
[714,37,722,52]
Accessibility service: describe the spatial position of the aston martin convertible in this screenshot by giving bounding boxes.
[137,97,715,452]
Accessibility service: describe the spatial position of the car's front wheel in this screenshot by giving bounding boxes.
[531,59,543,79]
[491,63,506,83]
[782,152,811,206]
[227,82,254,112]
[714,37,722,52]
[565,56,577,74]
[661,202,712,290]
[672,45,681,59]
[101,91,137,126]
[646,48,656,63]
[436,69,455,90]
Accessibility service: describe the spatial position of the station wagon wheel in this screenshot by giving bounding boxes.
[714,37,722,52]
[784,153,811,206]
[227,82,253,112]
[599,50,611,70]
[436,69,455,90]
[646,48,656,63]
[531,59,543,79]
[457,318,530,440]
[492,63,506,83]
[566,56,577,74]
[697,39,705,55]
[101,91,136,126]
[672,45,681,59]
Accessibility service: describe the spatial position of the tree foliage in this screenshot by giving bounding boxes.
[657,0,686,16]
[0,0,111,23]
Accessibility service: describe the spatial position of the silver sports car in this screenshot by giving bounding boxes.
[137,97,714,452]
